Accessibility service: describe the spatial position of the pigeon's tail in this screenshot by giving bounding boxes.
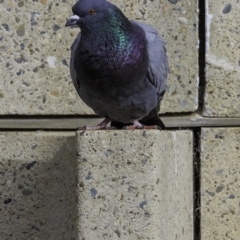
[140,111,165,129]
[139,108,165,129]
[110,108,165,129]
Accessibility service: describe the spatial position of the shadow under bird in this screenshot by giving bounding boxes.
[66,0,169,130]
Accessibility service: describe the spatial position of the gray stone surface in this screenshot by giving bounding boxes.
[76,130,193,240]
[0,132,77,240]
[204,0,240,117]
[0,0,93,115]
[0,0,198,115]
[201,128,240,239]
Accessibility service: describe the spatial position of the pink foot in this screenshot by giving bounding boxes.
[77,118,116,130]
[122,120,160,130]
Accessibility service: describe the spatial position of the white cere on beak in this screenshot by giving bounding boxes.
[71,15,80,20]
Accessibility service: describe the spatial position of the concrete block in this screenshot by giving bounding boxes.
[201,128,240,239]
[0,0,198,115]
[0,0,93,115]
[0,132,77,240]
[76,130,193,240]
[204,1,240,117]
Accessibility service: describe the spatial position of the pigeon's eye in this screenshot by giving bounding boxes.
[88,8,96,15]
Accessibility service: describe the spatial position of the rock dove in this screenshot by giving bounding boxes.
[66,0,169,130]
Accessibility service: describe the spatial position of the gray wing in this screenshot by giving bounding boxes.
[134,22,169,102]
[70,33,81,96]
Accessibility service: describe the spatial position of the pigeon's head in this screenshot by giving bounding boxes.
[65,0,114,29]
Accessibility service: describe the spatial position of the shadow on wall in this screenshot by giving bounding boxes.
[0,132,78,240]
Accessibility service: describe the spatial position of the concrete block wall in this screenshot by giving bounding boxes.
[0,132,77,239]
[201,128,240,239]
[0,1,239,240]
[0,0,198,114]
[204,0,240,117]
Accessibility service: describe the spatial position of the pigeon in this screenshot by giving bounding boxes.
[66,0,169,130]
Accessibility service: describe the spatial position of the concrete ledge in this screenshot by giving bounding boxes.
[76,130,193,239]
[0,130,193,239]
[0,114,239,129]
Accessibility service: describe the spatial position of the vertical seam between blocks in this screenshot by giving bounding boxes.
[193,128,201,240]
[197,0,206,114]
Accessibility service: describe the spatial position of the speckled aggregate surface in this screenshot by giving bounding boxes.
[76,130,193,240]
[0,0,198,115]
[204,0,240,117]
[201,128,240,239]
[0,0,93,115]
[0,132,77,240]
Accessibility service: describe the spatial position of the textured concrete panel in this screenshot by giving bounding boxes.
[0,0,198,115]
[76,130,193,240]
[0,132,77,240]
[201,128,240,239]
[204,1,240,117]
[0,0,93,115]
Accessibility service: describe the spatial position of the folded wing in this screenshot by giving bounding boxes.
[134,22,169,102]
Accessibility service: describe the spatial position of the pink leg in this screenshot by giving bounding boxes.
[77,118,116,130]
[123,120,159,130]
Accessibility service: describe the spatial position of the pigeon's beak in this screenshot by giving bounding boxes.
[65,15,80,27]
